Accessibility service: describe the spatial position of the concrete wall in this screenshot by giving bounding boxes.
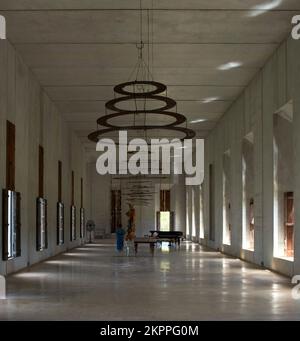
[201,35,300,277]
[274,115,294,257]
[86,164,157,238]
[171,174,187,234]
[242,136,255,250]
[87,163,111,236]
[87,164,187,238]
[222,151,232,245]
[0,40,87,275]
[125,200,156,238]
[120,178,156,238]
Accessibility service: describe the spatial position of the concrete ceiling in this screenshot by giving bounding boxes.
[0,0,299,154]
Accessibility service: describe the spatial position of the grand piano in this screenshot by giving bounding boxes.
[149,230,183,246]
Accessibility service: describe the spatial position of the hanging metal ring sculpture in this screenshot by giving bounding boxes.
[97,110,186,128]
[88,80,195,143]
[88,126,195,143]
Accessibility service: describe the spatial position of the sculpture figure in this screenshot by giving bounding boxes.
[125,204,136,256]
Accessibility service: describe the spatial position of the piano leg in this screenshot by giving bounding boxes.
[134,242,138,255]
[150,243,155,256]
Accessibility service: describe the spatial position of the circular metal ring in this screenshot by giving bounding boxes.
[114,81,167,96]
[105,95,176,113]
[97,111,186,128]
[88,125,195,143]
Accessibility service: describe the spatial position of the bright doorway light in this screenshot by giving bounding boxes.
[160,211,170,231]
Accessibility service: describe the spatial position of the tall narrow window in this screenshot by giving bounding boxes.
[284,192,294,258]
[70,171,76,241]
[6,121,15,191]
[159,212,170,231]
[160,190,170,212]
[158,190,173,232]
[38,146,44,198]
[57,160,64,245]
[80,178,83,208]
[242,134,255,250]
[186,190,189,237]
[2,190,21,260]
[80,177,85,239]
[3,121,21,260]
[36,145,47,251]
[111,190,121,233]
[273,104,294,259]
[209,164,215,241]
[191,187,196,237]
[58,160,62,203]
[199,184,204,239]
[223,151,231,245]
[249,199,255,248]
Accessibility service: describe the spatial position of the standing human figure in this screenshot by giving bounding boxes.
[116,224,125,252]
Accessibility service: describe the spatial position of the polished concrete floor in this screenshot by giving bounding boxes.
[0,240,299,320]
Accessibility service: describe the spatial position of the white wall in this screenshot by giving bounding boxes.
[87,165,187,238]
[0,40,88,275]
[87,163,111,235]
[171,174,187,234]
[124,201,156,238]
[242,137,255,250]
[86,164,157,237]
[200,35,300,276]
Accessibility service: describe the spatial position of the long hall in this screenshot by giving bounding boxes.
[0,0,300,323]
[1,241,299,321]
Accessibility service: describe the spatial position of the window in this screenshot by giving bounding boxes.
[223,151,231,245]
[57,202,64,245]
[80,178,85,239]
[186,189,190,236]
[209,164,215,241]
[36,145,47,251]
[284,192,294,258]
[159,212,170,231]
[70,205,76,241]
[157,190,174,232]
[38,145,44,198]
[160,190,170,211]
[3,121,21,261]
[80,208,85,239]
[58,160,62,202]
[273,103,294,259]
[57,161,64,245]
[191,187,196,237]
[70,171,76,241]
[242,134,255,250]
[6,121,15,191]
[36,198,47,251]
[156,211,174,231]
[2,190,21,260]
[111,190,121,233]
[249,198,255,249]
[199,184,204,239]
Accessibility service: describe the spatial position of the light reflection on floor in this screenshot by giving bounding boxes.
[0,239,299,320]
